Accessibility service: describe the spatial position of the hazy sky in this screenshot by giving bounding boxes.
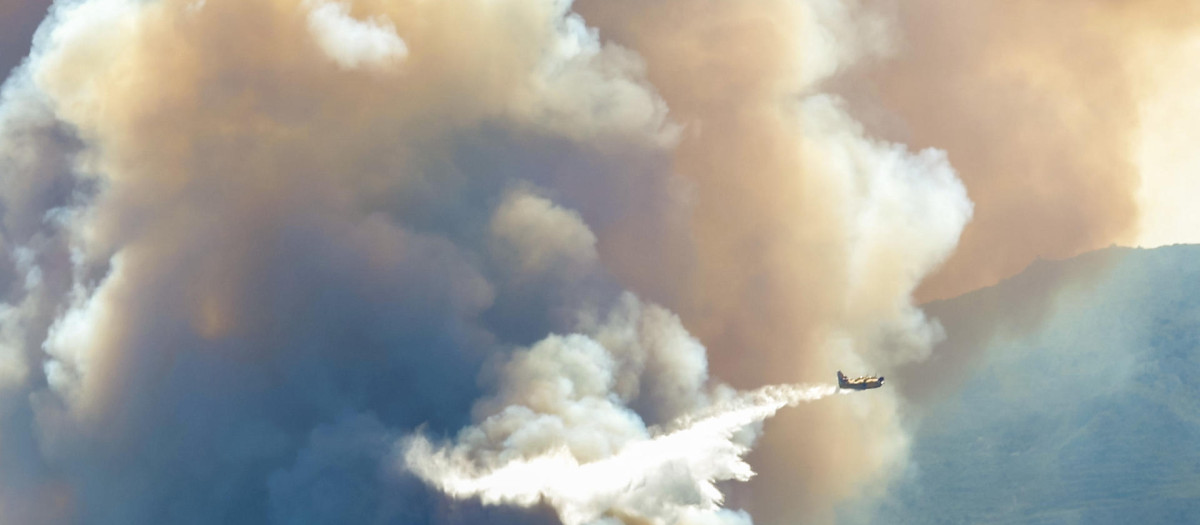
[1137,33,1200,248]
[0,1,1196,524]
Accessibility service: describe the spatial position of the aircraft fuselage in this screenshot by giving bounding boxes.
[837,370,884,390]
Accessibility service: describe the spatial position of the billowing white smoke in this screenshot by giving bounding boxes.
[404,296,840,525]
[799,95,973,368]
[305,0,409,71]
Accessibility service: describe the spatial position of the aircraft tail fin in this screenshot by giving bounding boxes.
[837,370,847,388]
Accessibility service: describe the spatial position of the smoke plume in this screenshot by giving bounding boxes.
[835,0,1200,301]
[1,0,1189,524]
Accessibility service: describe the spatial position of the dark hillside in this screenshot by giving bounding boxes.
[842,244,1200,524]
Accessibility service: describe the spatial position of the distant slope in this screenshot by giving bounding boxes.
[841,244,1200,524]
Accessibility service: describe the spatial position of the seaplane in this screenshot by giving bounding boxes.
[837,370,884,391]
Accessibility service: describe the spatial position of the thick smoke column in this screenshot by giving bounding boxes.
[0,0,993,523]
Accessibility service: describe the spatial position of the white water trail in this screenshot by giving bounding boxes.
[404,383,840,525]
[667,383,841,430]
